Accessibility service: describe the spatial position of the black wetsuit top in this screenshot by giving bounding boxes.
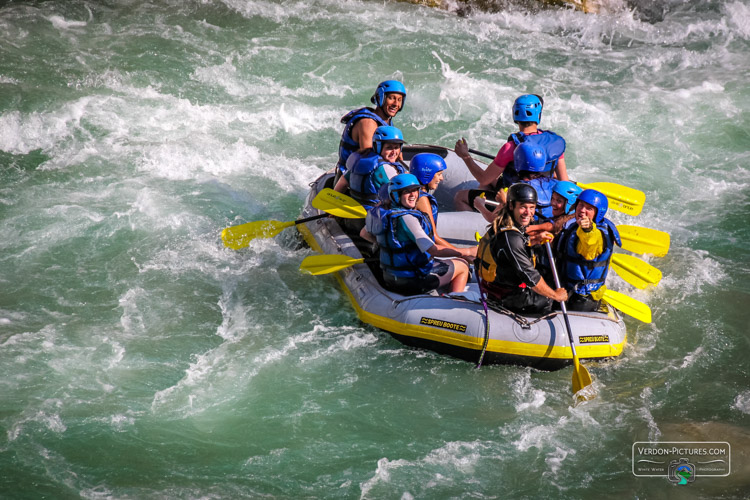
[490,227,541,288]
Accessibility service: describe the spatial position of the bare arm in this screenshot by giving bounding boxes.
[455,138,504,187]
[351,118,378,152]
[554,157,569,181]
[527,221,554,236]
[473,196,496,223]
[359,227,377,244]
[416,196,456,249]
[334,174,349,193]
[531,277,568,302]
[426,243,476,262]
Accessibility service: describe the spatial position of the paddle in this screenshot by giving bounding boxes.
[466,148,645,216]
[299,254,370,275]
[544,242,593,396]
[221,189,367,250]
[310,188,368,219]
[617,225,670,257]
[598,286,652,323]
[576,182,645,217]
[611,254,662,289]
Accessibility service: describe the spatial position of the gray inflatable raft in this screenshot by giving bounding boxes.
[298,146,626,370]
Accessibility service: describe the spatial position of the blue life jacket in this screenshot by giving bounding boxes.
[374,207,434,279]
[524,177,557,221]
[417,190,439,225]
[501,130,566,188]
[349,153,406,208]
[555,218,621,295]
[337,108,390,171]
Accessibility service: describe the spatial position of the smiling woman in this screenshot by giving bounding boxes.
[361,172,474,295]
[1,0,749,497]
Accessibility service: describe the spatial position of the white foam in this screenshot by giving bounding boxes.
[679,346,704,369]
[726,1,750,39]
[7,399,68,442]
[359,457,404,498]
[150,326,319,416]
[298,326,378,363]
[544,445,576,479]
[47,15,87,30]
[119,287,147,335]
[637,387,661,442]
[510,371,547,412]
[422,440,483,471]
[732,391,750,414]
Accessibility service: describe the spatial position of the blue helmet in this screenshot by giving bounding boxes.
[388,173,421,206]
[371,80,407,109]
[552,180,583,214]
[513,142,548,173]
[372,125,405,155]
[409,153,447,186]
[576,189,608,224]
[513,94,543,124]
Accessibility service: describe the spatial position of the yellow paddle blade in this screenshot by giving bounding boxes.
[611,254,663,289]
[578,182,645,216]
[602,288,652,323]
[618,225,671,257]
[311,188,367,219]
[300,254,366,275]
[572,359,594,395]
[221,220,294,250]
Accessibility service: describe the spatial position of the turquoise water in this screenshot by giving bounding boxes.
[1,0,749,498]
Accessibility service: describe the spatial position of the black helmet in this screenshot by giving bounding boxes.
[507,183,538,206]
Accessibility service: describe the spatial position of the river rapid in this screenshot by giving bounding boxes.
[1,0,749,498]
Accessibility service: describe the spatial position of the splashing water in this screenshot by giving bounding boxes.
[1,0,749,497]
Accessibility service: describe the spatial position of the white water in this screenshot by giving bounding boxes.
[1,0,749,497]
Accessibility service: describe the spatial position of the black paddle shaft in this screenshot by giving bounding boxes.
[468,148,495,160]
[296,213,329,225]
[544,242,580,360]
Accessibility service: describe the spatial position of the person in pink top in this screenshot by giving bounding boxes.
[453,94,569,212]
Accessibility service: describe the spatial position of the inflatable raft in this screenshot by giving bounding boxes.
[297,145,627,370]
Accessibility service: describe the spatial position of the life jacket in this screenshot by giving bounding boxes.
[475,224,535,295]
[349,154,406,208]
[374,206,434,279]
[417,190,439,225]
[524,177,556,221]
[337,107,390,171]
[501,130,566,188]
[555,218,621,295]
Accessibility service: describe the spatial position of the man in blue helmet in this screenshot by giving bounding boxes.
[453,94,569,212]
[361,173,474,295]
[336,80,406,177]
[554,189,621,312]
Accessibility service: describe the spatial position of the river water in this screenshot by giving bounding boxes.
[1,0,749,498]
